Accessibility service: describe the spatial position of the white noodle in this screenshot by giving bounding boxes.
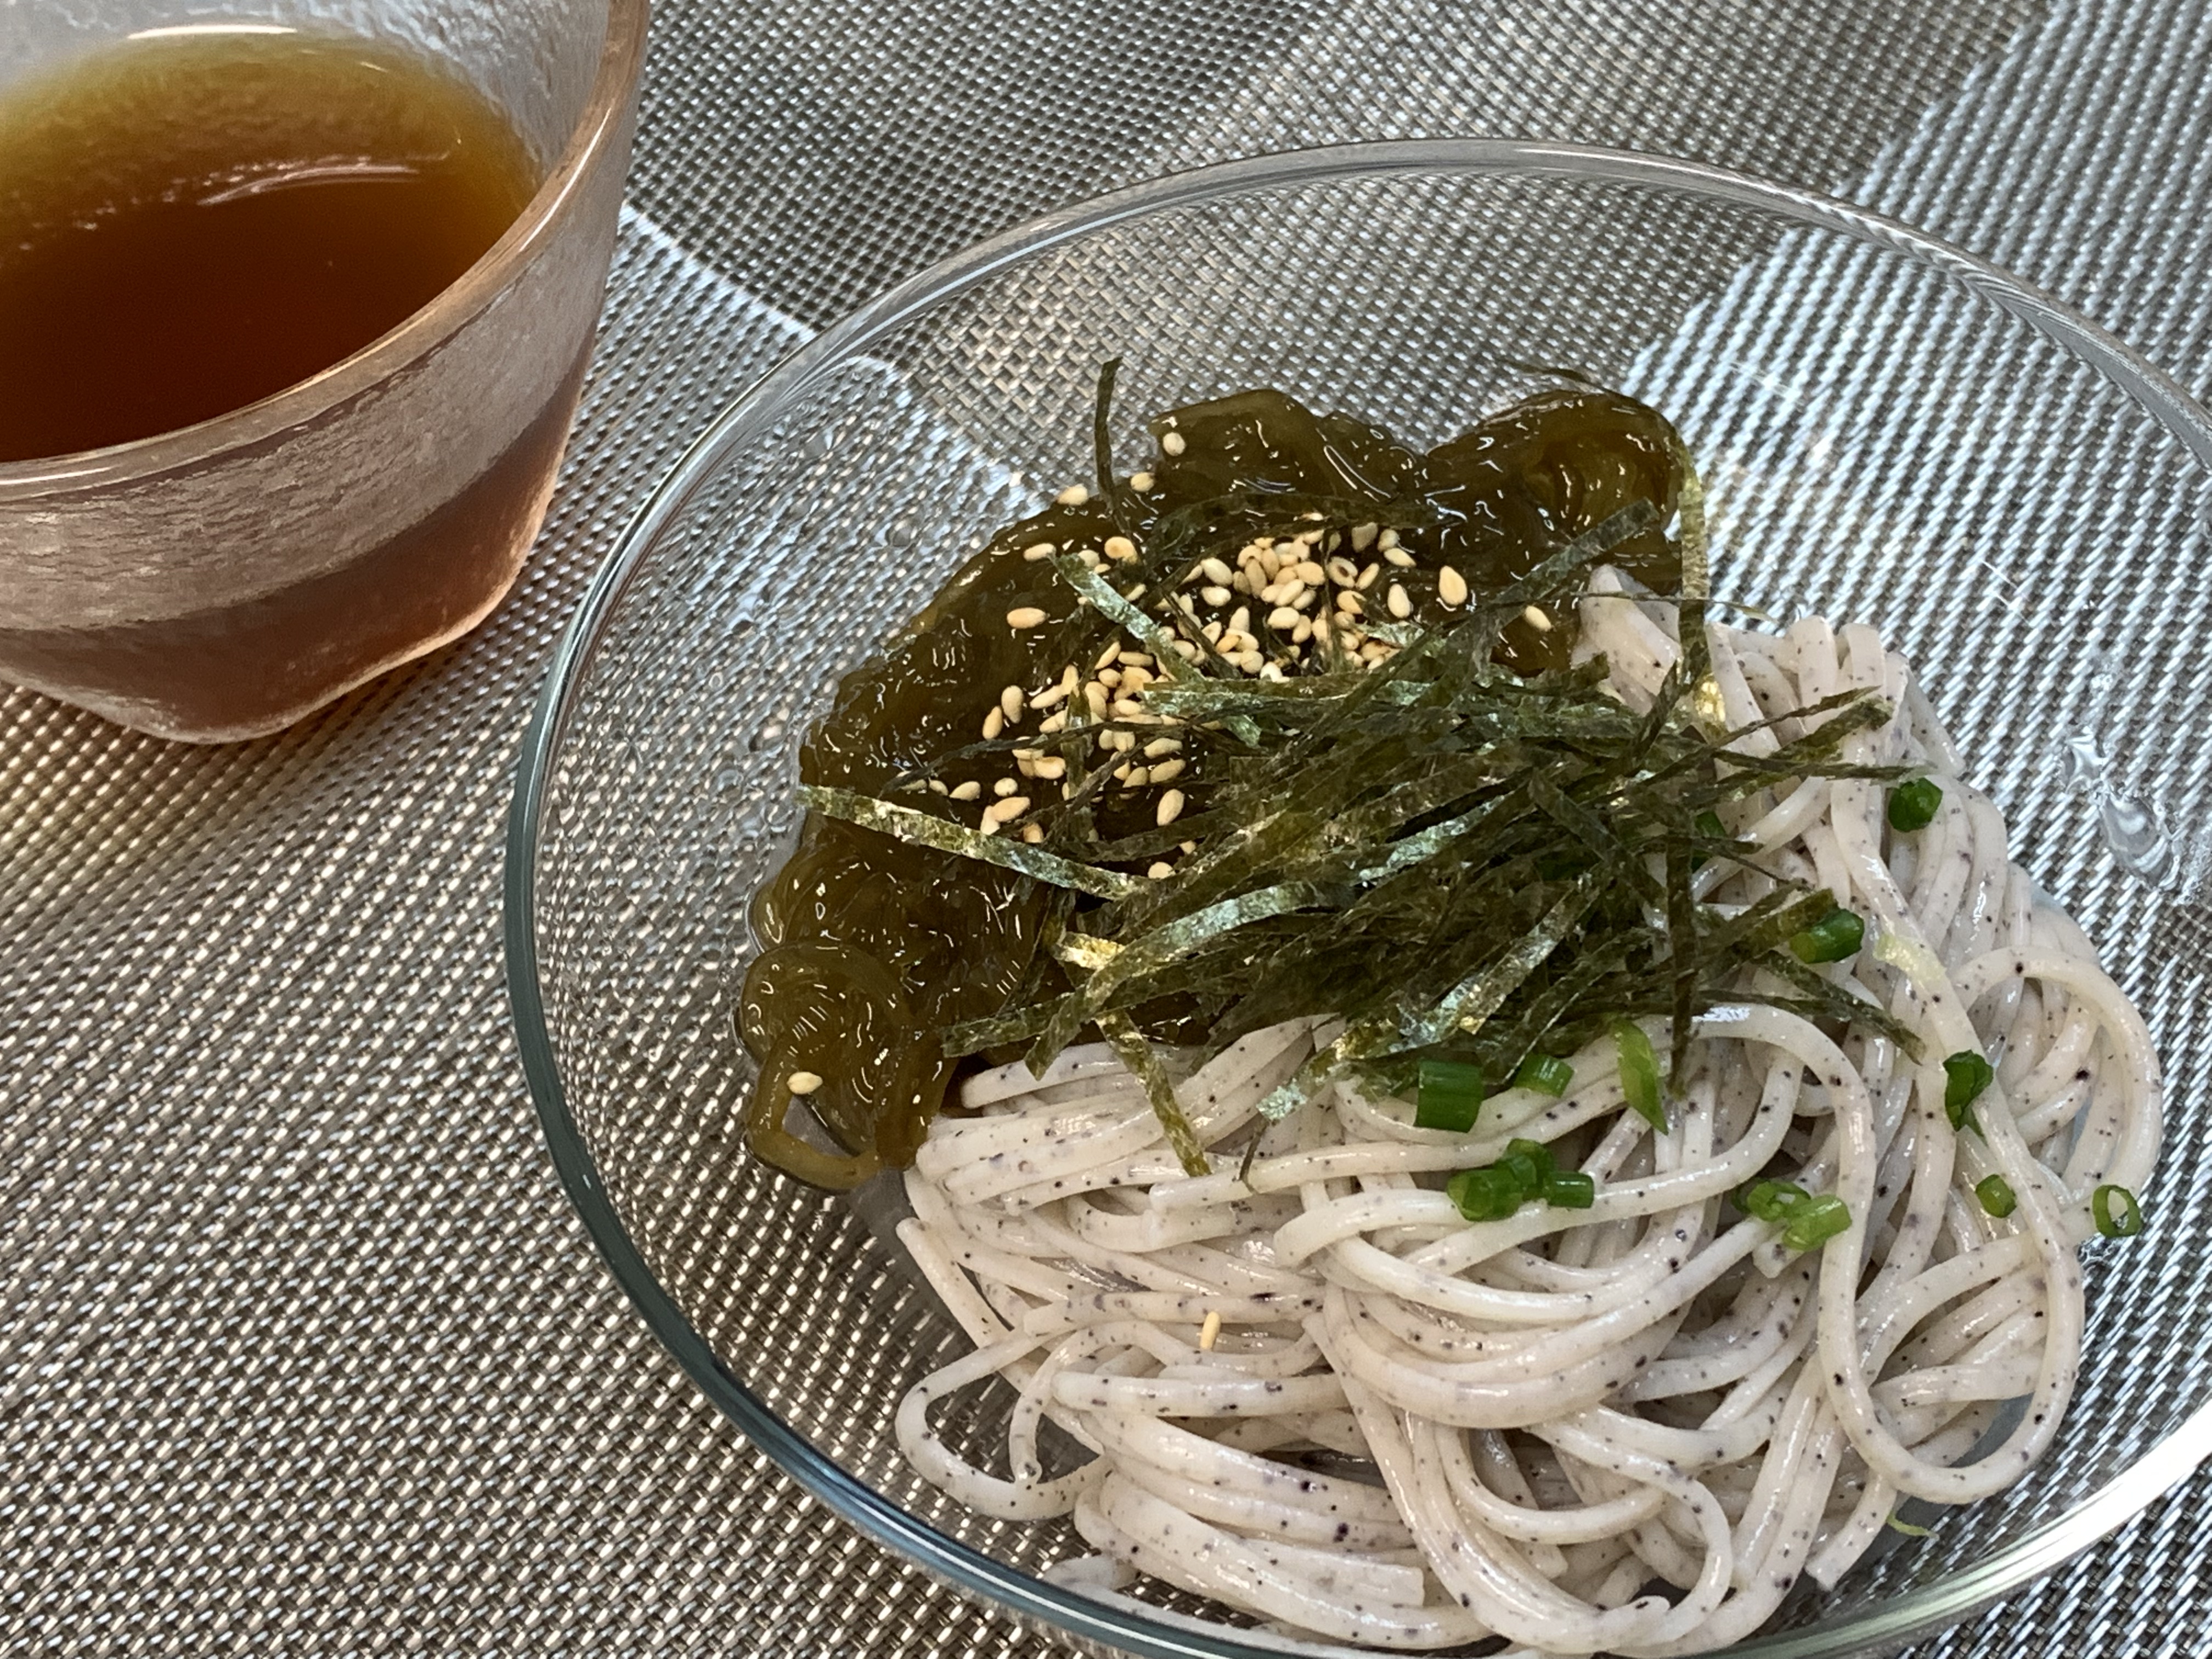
[890,584,2162,1654]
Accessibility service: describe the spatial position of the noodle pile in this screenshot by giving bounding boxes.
[891,579,2161,1655]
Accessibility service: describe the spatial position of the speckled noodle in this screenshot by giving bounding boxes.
[891,573,2162,1656]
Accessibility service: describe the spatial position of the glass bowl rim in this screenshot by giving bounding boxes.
[505,138,2212,1659]
[0,0,651,499]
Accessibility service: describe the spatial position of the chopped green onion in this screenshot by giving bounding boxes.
[1415,1058,1487,1133]
[1736,1177,1809,1222]
[1975,1173,2017,1218]
[1943,1050,1993,1135]
[1544,1169,1596,1209]
[1611,1018,1667,1131]
[1886,1513,1933,1539]
[1513,1053,1575,1097]
[2092,1183,2143,1239]
[1887,777,1943,833]
[1788,906,1865,964]
[1780,1192,1853,1252]
[1448,1165,1523,1223]
[1499,1138,1555,1198]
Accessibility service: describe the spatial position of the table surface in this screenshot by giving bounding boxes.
[8,0,2211,1653]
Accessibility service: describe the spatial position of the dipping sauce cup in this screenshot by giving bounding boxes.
[0,0,648,742]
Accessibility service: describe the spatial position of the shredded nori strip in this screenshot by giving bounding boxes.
[799,785,1138,900]
[1098,1010,1210,1177]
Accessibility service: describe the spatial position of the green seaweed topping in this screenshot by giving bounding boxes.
[879,572,1916,1119]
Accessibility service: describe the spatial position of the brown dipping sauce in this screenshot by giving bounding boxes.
[740,384,1685,1190]
[0,31,581,741]
[0,31,538,463]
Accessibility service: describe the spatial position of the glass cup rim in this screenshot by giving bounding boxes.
[0,0,651,500]
[505,138,2212,1659]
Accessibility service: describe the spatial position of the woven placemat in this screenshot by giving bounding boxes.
[7,0,2210,1652]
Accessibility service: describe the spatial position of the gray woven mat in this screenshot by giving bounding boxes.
[7,0,2210,1653]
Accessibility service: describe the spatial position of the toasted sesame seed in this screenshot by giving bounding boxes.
[1104,534,1137,562]
[1169,639,1199,661]
[1121,651,1152,666]
[1007,606,1047,629]
[1108,729,1137,752]
[1098,667,1122,688]
[1020,822,1045,843]
[950,780,982,801]
[1259,662,1285,681]
[1122,765,1150,788]
[1351,523,1379,552]
[1039,710,1067,733]
[1056,484,1090,506]
[978,815,1001,836]
[1149,757,1186,784]
[1161,430,1186,456]
[1356,561,1381,591]
[1383,546,1416,568]
[1266,606,1301,632]
[1024,541,1060,564]
[1200,584,1232,607]
[1377,527,1401,551]
[1148,861,1174,880]
[1198,557,1234,587]
[1080,548,1103,570]
[928,778,950,794]
[787,1070,824,1095]
[1084,682,1110,719]
[1327,556,1358,585]
[994,776,1019,797]
[1336,591,1364,617]
[1030,681,1071,709]
[1112,697,1144,719]
[1199,1310,1222,1350]
[1294,560,1326,586]
[981,707,1004,741]
[1032,756,1067,780]
[1156,789,1186,827]
[1438,566,1469,607]
[1143,737,1182,758]
[1386,582,1412,620]
[1522,604,1554,633]
[1128,471,1154,492]
[1000,685,1024,723]
[1235,650,1265,672]
[986,795,1031,823]
[1277,580,1308,609]
[1292,619,1313,644]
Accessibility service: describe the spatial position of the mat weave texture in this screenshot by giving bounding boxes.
[6,1,2211,1654]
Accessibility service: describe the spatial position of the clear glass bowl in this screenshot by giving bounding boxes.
[0,0,647,742]
[506,143,2212,1658]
